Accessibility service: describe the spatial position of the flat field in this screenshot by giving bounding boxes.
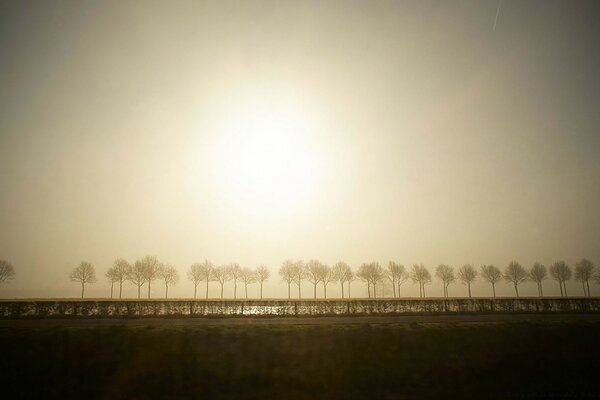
[1,315,599,399]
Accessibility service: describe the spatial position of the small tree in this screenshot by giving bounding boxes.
[435,264,455,298]
[211,265,231,299]
[529,263,547,297]
[228,263,242,299]
[291,261,305,299]
[357,263,383,298]
[70,262,96,298]
[105,267,118,299]
[279,260,295,299]
[305,260,322,299]
[240,267,256,299]
[160,265,179,299]
[480,265,502,297]
[386,262,406,298]
[504,261,527,297]
[331,262,352,299]
[549,261,572,297]
[255,265,270,299]
[357,263,372,298]
[458,264,477,298]
[140,255,161,299]
[188,260,212,299]
[411,264,431,298]
[0,260,16,284]
[574,259,595,297]
[128,260,146,299]
[112,259,131,299]
[317,263,334,299]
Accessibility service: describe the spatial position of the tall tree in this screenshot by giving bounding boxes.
[458,264,478,298]
[255,265,270,299]
[228,263,242,299]
[549,261,572,297]
[279,260,295,299]
[211,265,231,299]
[529,263,547,297]
[240,267,257,299]
[105,267,118,299]
[480,265,502,297]
[305,260,322,299]
[70,262,96,298]
[112,259,131,299]
[435,264,455,298]
[504,261,528,297]
[160,265,179,299]
[128,261,146,299]
[0,260,16,285]
[574,258,595,297]
[316,263,333,299]
[411,264,431,298]
[386,262,405,298]
[331,262,351,299]
[140,255,161,299]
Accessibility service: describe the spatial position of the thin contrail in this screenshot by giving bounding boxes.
[493,0,503,31]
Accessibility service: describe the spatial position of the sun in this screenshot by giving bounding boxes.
[208,100,323,216]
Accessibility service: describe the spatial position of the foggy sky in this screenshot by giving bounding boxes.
[1,0,599,299]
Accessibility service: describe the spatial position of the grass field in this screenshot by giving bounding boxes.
[2,317,599,399]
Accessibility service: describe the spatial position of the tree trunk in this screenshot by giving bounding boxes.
[492,283,496,298]
[206,279,209,299]
[340,282,344,299]
[468,283,471,298]
[119,280,123,299]
[367,283,371,298]
[137,285,141,299]
[110,281,114,299]
[220,283,224,299]
[288,283,291,299]
[563,281,568,297]
[514,283,519,297]
[392,280,396,298]
[348,281,351,298]
[323,282,327,299]
[245,283,248,299]
[582,281,586,296]
[373,283,377,299]
[559,281,564,297]
[194,284,197,299]
[148,281,151,299]
[540,282,543,297]
[586,280,590,297]
[423,284,426,298]
[165,284,168,299]
[313,283,317,299]
[419,283,422,298]
[260,281,263,299]
[234,280,237,299]
[81,282,85,299]
[298,281,301,299]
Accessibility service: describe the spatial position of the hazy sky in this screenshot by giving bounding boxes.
[1,0,599,299]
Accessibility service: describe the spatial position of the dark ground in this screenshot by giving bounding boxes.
[1,315,599,399]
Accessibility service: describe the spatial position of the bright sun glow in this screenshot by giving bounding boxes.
[209,100,323,216]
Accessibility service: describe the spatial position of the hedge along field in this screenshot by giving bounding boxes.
[0,298,599,319]
[1,319,599,399]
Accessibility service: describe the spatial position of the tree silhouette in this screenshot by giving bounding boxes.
[291,261,305,299]
[188,260,212,299]
[70,262,96,298]
[211,265,231,299]
[504,261,527,297]
[305,260,322,299]
[128,261,147,299]
[529,263,547,297]
[140,255,161,299]
[105,267,118,299]
[386,262,406,298]
[411,264,431,298]
[228,263,242,299]
[255,265,270,299]
[480,265,502,297]
[279,260,295,299]
[240,267,256,299]
[458,264,477,298]
[316,263,333,299]
[435,264,455,298]
[331,262,352,299]
[549,261,572,297]
[160,265,179,299]
[357,263,383,298]
[112,259,131,299]
[0,260,16,285]
[574,259,595,297]
[357,264,371,298]
[346,267,356,298]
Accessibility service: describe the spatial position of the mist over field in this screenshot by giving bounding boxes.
[1,1,600,300]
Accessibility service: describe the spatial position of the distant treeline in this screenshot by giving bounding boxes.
[0,258,599,299]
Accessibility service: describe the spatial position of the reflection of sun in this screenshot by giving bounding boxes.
[209,101,323,216]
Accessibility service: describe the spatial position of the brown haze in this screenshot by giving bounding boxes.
[1,1,599,299]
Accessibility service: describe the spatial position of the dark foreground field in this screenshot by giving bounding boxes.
[2,316,599,399]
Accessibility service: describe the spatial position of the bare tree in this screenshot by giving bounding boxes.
[346,267,356,298]
[255,265,270,299]
[228,263,242,299]
[529,263,547,297]
[140,255,161,299]
[112,259,131,299]
[331,262,352,299]
[396,267,409,297]
[70,262,96,298]
[549,261,572,297]
[435,264,455,298]
[480,265,502,297]
[128,260,146,299]
[240,267,256,299]
[211,265,231,299]
[0,260,16,284]
[188,260,212,299]
[305,260,322,299]
[357,263,372,298]
[411,264,431,298]
[386,262,406,298]
[105,267,118,299]
[317,263,334,299]
[574,258,595,297]
[504,261,527,297]
[291,260,305,299]
[279,260,295,299]
[458,264,478,298]
[160,265,179,299]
